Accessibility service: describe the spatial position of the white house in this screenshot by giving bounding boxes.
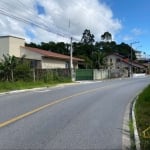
[0,36,84,69]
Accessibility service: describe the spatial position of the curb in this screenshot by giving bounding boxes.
[122,102,131,150]
[0,87,48,96]
[131,97,141,150]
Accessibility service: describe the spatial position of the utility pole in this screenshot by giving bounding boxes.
[69,18,75,82]
[130,41,139,77]
[70,36,74,81]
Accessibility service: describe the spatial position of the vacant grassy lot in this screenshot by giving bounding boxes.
[135,85,150,150]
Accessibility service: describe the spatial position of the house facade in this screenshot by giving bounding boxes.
[106,53,146,77]
[0,36,83,69]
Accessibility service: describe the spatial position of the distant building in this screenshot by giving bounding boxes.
[135,50,143,60]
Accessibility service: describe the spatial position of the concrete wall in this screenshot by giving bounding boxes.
[93,69,109,80]
[93,68,128,80]
[21,47,42,60]
[42,58,67,69]
[0,36,25,59]
[9,36,25,57]
[0,37,9,59]
[133,73,146,78]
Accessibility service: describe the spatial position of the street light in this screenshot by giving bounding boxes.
[130,41,139,77]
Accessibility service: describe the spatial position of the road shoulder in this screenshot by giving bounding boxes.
[122,102,131,150]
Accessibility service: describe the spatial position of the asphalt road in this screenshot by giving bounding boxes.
[0,77,149,150]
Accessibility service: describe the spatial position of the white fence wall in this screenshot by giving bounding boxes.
[93,69,128,80]
[93,69,109,80]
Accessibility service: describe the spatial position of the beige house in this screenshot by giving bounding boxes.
[106,53,146,74]
[106,53,128,70]
[0,36,83,69]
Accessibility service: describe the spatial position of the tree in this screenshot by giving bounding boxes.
[92,51,106,69]
[101,31,112,42]
[26,41,69,55]
[76,55,93,69]
[81,29,95,45]
[116,43,136,60]
[0,54,29,81]
[0,54,17,81]
[25,42,39,48]
[95,41,117,54]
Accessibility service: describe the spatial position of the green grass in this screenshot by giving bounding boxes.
[135,85,150,150]
[0,79,72,93]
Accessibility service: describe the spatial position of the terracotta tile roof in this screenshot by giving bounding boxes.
[122,59,145,68]
[21,46,84,62]
[107,53,145,68]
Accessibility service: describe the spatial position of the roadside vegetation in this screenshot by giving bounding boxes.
[135,85,150,149]
[0,79,71,93]
[0,54,71,93]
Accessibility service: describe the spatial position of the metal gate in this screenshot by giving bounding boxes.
[75,69,93,80]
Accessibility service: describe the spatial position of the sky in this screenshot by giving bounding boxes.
[0,0,149,56]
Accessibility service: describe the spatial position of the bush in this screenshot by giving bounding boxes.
[43,71,54,83]
[14,63,32,81]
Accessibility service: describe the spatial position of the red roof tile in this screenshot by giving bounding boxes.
[21,46,84,62]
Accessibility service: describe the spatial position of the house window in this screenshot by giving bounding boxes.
[30,60,37,68]
[65,62,69,68]
[116,58,120,62]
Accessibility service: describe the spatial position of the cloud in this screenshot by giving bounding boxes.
[131,28,144,36]
[0,0,122,43]
[123,35,133,42]
[122,27,145,43]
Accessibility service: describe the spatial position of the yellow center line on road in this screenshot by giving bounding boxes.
[0,85,112,128]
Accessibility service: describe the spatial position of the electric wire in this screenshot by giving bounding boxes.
[0,0,79,40]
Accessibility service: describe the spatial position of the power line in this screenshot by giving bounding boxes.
[0,1,72,39]
[0,0,81,42]
[0,9,69,38]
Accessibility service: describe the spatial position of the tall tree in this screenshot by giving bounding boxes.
[101,31,112,42]
[81,29,95,45]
